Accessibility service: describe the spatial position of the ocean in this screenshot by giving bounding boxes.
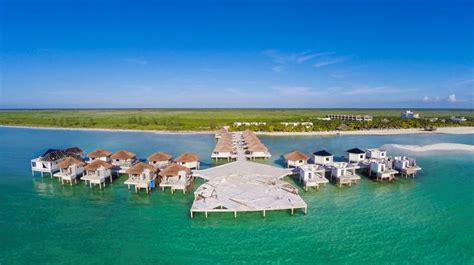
[0,127,473,264]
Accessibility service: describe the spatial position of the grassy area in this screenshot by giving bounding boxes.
[0,109,472,131]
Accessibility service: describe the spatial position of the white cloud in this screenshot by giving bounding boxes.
[262,50,331,72]
[342,86,398,96]
[447,94,457,102]
[313,57,349,68]
[124,58,148,65]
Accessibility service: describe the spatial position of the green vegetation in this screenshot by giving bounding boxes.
[0,109,472,132]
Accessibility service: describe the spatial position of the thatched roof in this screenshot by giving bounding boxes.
[58,157,86,168]
[247,144,268,152]
[147,152,172,162]
[336,124,351,131]
[175,152,199,162]
[158,163,191,177]
[111,150,136,160]
[126,162,157,175]
[87,149,112,158]
[284,151,309,161]
[213,144,233,152]
[84,160,113,171]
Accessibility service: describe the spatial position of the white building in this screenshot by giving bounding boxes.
[331,162,360,187]
[53,157,86,185]
[158,163,193,194]
[111,150,137,169]
[326,114,373,122]
[369,161,398,181]
[450,116,467,122]
[296,164,329,191]
[147,152,172,169]
[312,150,333,165]
[283,151,309,168]
[87,149,112,163]
[175,152,200,169]
[393,156,422,178]
[81,160,113,189]
[31,147,84,177]
[401,110,420,119]
[365,148,387,160]
[124,162,158,193]
[345,148,366,163]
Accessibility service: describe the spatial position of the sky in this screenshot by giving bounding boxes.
[0,0,473,109]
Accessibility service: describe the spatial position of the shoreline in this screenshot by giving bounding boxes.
[1,125,473,136]
[384,143,474,153]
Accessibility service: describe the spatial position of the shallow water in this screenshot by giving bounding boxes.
[0,128,473,264]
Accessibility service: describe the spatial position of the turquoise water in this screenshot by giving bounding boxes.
[1,128,473,264]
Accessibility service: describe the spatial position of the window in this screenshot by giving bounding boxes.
[31,162,36,167]
[325,157,329,161]
[360,155,364,159]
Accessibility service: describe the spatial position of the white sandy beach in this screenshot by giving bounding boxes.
[0,125,473,136]
[384,143,474,153]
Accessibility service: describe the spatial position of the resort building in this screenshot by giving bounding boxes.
[212,131,236,161]
[87,149,112,163]
[233,122,266,127]
[158,163,193,194]
[368,160,398,181]
[326,114,373,122]
[242,130,271,159]
[393,156,422,178]
[283,151,309,168]
[53,157,86,185]
[330,162,360,187]
[401,110,420,119]
[175,152,200,169]
[313,150,333,165]
[31,147,84,177]
[147,152,172,169]
[124,162,158,193]
[365,148,387,160]
[296,164,329,191]
[450,116,467,122]
[111,150,136,169]
[345,148,366,163]
[280,122,313,128]
[81,160,113,189]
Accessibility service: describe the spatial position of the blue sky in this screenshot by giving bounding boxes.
[1,0,473,108]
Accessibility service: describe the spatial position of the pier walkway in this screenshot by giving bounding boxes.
[191,132,307,218]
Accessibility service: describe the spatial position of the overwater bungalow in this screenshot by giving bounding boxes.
[87,149,112,163]
[158,163,193,194]
[246,143,271,160]
[283,151,309,168]
[215,128,229,139]
[31,147,84,177]
[296,164,329,191]
[212,143,235,161]
[147,152,172,169]
[331,162,360,187]
[53,157,86,185]
[175,152,200,169]
[313,150,333,165]
[111,150,136,170]
[365,148,387,160]
[393,156,422,178]
[124,162,158,193]
[369,160,398,181]
[81,160,113,189]
[345,148,366,163]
